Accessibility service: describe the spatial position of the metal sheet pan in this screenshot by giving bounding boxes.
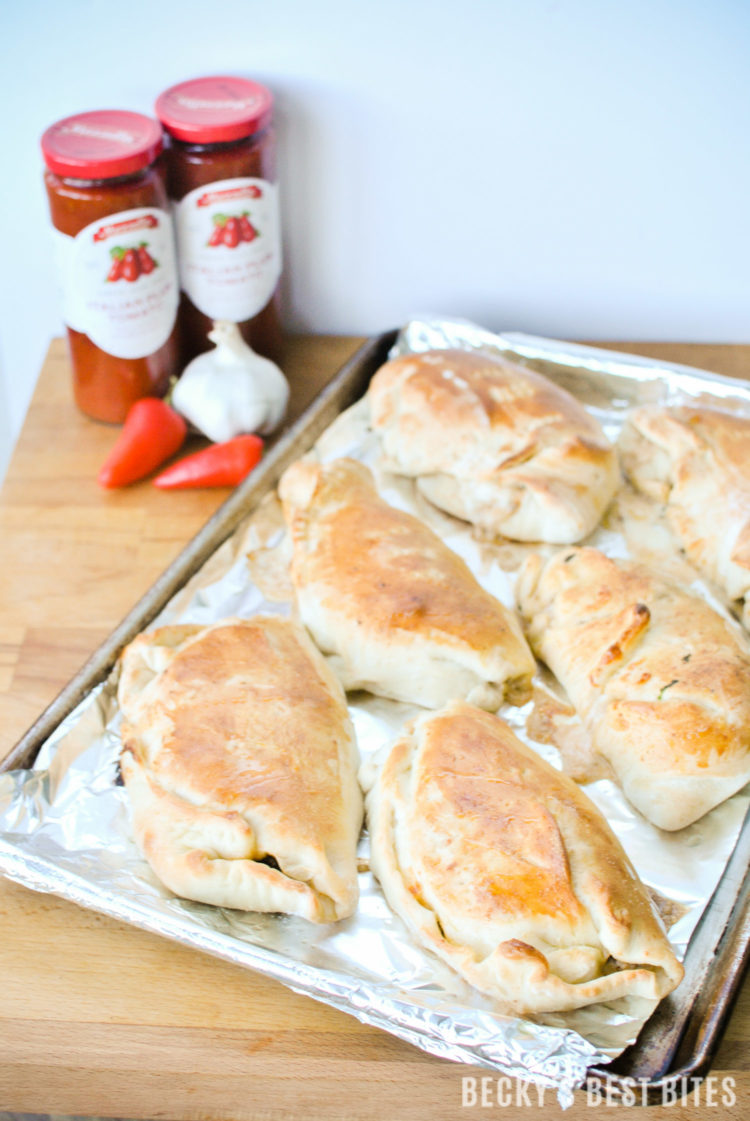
[0,329,395,775]
[2,324,750,1106]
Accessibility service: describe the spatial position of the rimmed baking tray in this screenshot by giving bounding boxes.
[1,329,395,775]
[2,326,750,1106]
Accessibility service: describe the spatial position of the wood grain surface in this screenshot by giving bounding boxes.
[1,337,750,1121]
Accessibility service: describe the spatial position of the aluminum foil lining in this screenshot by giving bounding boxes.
[2,317,750,1108]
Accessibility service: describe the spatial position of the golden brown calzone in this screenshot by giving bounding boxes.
[118,615,362,922]
[516,547,750,831]
[278,456,535,709]
[367,348,619,543]
[364,701,683,1014]
[619,405,750,626]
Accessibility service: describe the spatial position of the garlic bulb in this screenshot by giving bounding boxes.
[171,320,289,443]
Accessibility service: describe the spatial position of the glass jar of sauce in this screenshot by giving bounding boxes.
[41,110,180,423]
[155,76,283,367]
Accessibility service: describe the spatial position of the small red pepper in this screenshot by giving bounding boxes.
[98,398,187,488]
[153,434,264,490]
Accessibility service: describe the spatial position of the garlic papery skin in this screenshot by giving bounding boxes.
[171,320,289,443]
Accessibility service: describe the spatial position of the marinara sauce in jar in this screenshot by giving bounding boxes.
[155,75,283,366]
[41,110,180,423]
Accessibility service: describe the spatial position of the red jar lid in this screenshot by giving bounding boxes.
[41,110,163,180]
[155,76,273,144]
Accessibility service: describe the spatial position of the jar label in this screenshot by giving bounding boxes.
[173,177,282,321]
[52,207,179,358]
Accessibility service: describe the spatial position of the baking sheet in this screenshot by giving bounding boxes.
[2,318,750,1107]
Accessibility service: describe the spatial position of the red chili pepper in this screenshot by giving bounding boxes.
[222,217,241,248]
[137,243,156,274]
[153,434,264,490]
[98,398,187,489]
[122,248,140,282]
[238,213,257,242]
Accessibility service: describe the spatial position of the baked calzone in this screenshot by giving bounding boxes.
[516,547,750,831]
[118,615,362,922]
[364,701,683,1015]
[367,348,619,543]
[619,405,750,626]
[278,456,535,709]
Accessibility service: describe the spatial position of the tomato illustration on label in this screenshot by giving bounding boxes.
[106,242,159,282]
[122,248,140,282]
[223,217,241,247]
[207,222,224,247]
[207,211,260,248]
[137,243,157,274]
[107,254,124,282]
[238,212,258,242]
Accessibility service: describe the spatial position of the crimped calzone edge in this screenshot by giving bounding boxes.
[367,348,620,544]
[278,455,535,710]
[363,701,683,1015]
[118,614,363,923]
[516,547,750,831]
[619,404,750,627]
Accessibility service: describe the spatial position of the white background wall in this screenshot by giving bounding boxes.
[1,0,749,480]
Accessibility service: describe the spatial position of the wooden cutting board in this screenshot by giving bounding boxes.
[1,337,750,1119]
